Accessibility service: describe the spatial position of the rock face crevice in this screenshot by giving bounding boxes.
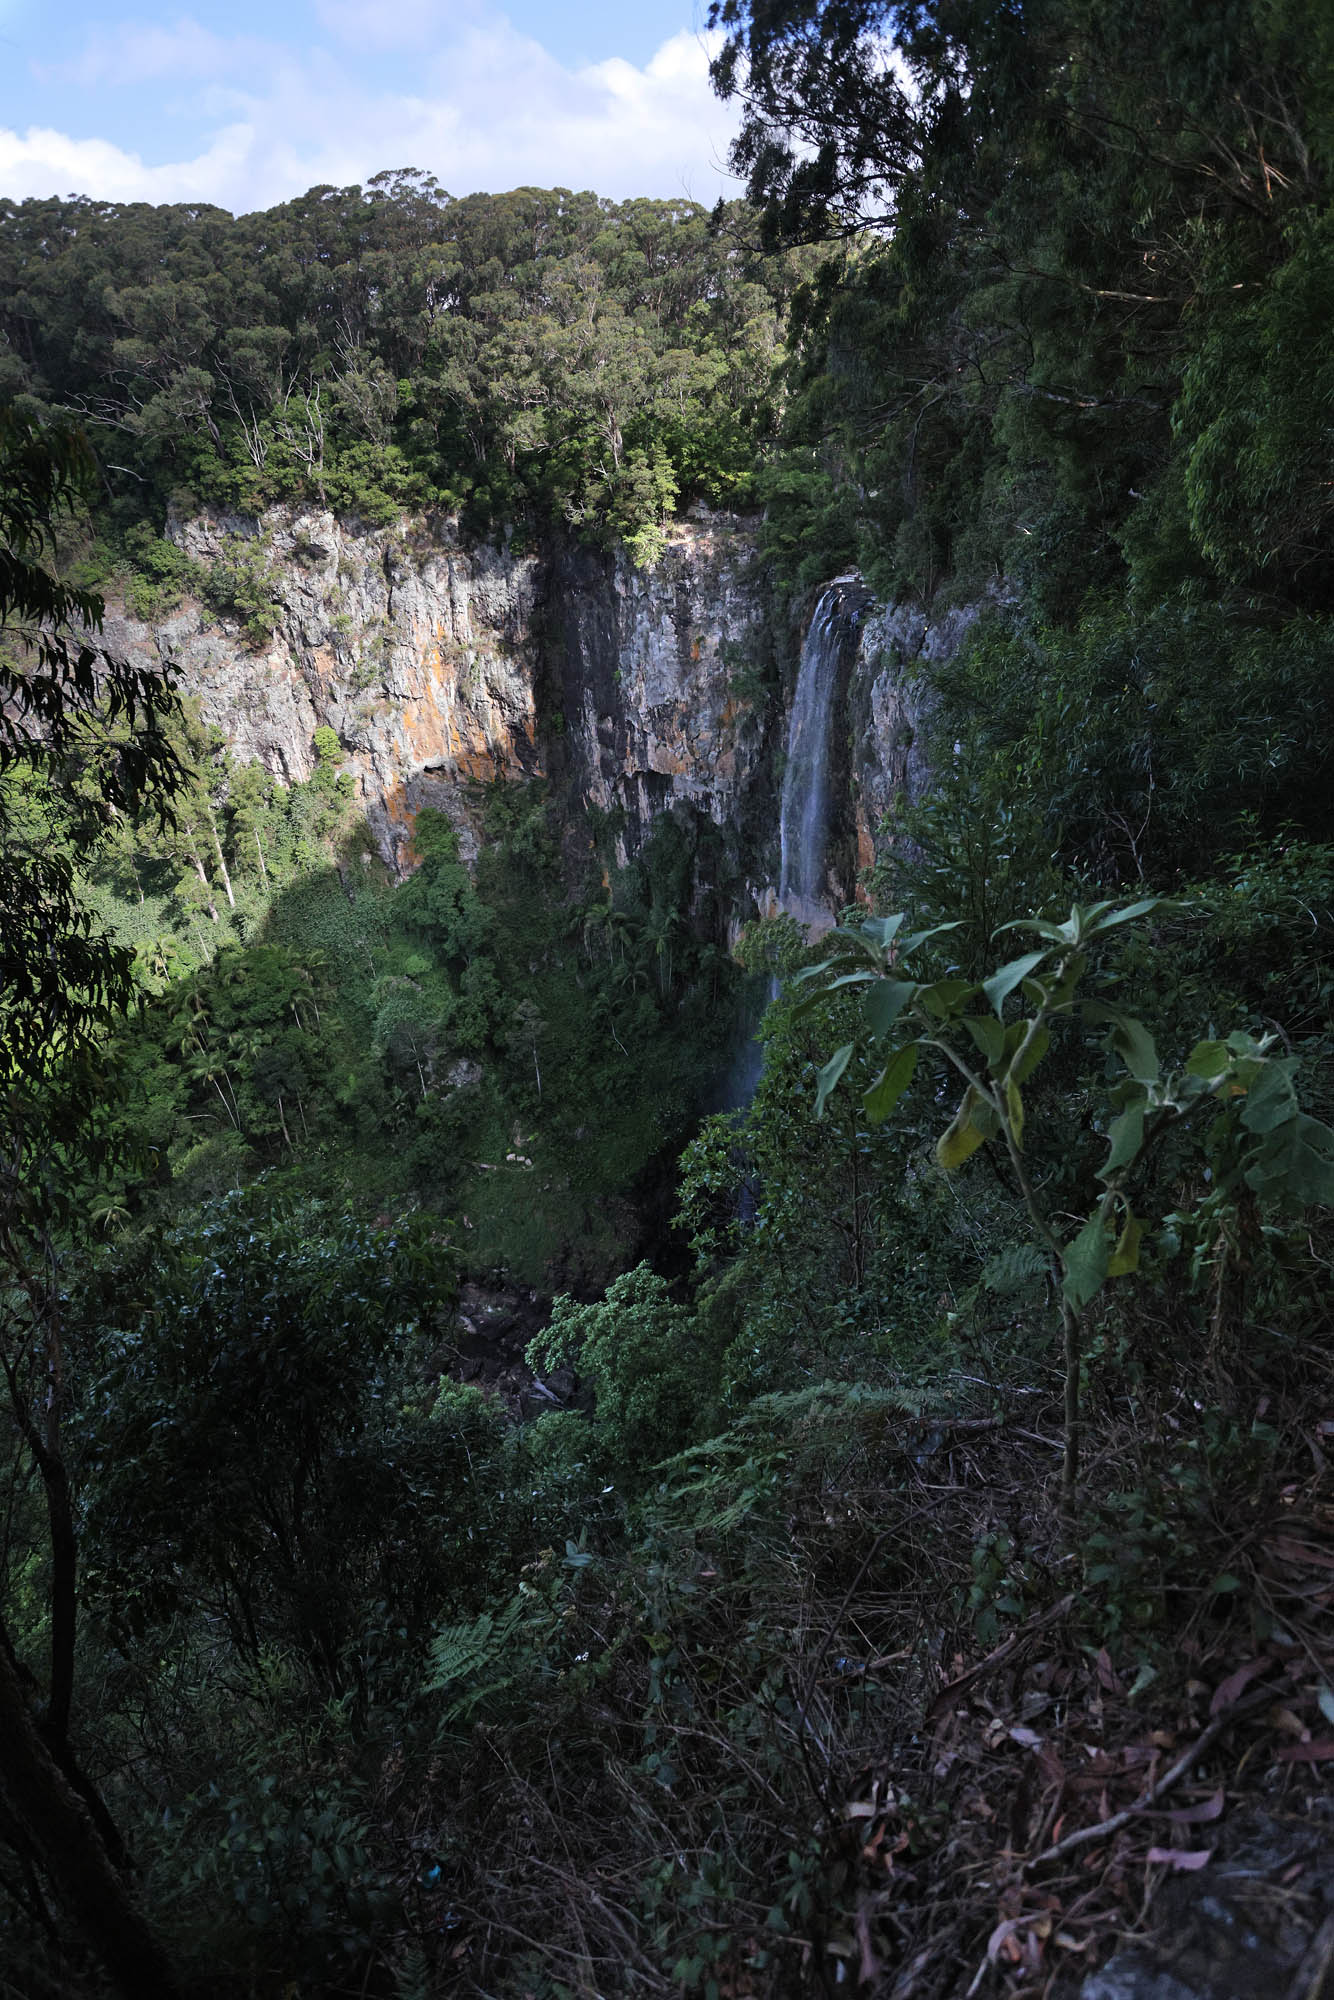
[844,598,985,884]
[106,509,545,867]
[545,518,774,866]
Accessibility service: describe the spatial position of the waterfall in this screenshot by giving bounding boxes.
[725,579,868,1109]
[777,580,866,934]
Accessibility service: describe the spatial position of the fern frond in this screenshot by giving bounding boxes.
[980,1243,1049,1294]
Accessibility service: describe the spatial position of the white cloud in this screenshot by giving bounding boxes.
[48,19,267,88]
[312,0,488,55]
[0,122,254,205]
[0,20,741,213]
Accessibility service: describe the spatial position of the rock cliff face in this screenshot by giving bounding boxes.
[847,599,981,878]
[102,505,978,903]
[546,524,771,862]
[102,507,774,874]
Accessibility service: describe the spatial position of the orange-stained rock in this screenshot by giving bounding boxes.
[856,805,876,874]
[97,503,971,902]
[102,504,774,878]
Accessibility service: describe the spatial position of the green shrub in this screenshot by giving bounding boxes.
[200,533,284,647]
[529,1265,721,1474]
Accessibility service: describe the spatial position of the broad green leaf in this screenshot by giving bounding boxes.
[1111,1014,1160,1085]
[962,1015,1006,1065]
[1084,895,1172,935]
[790,968,873,1021]
[936,1088,989,1170]
[863,1042,917,1125]
[1238,1060,1299,1135]
[995,916,1066,943]
[1004,1074,1024,1148]
[895,920,963,955]
[794,938,876,983]
[971,1093,1002,1141]
[1244,1112,1334,1206]
[1106,1212,1145,1277]
[919,976,978,1020]
[1185,1039,1230,1080]
[1100,1100,1146,1180]
[863,979,919,1038]
[983,950,1048,1019]
[1002,1021,1052,1086]
[825,925,878,957]
[1062,1212,1109,1308]
[1086,1003,1159,1084]
[859,913,906,952]
[814,1042,854,1119]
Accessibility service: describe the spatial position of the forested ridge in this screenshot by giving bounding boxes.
[3,2,1334,1996]
[0,177,789,559]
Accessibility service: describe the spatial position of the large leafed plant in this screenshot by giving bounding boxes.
[799,899,1334,1511]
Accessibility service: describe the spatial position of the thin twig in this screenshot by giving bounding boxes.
[1026,1682,1279,1870]
[927,1594,1076,1723]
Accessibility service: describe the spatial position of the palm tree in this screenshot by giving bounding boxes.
[580,898,635,966]
[641,905,684,996]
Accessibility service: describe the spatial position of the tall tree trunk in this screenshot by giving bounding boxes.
[0,1636,182,2000]
[207,814,235,911]
[183,827,218,922]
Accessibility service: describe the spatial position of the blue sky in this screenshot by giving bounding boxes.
[0,0,742,213]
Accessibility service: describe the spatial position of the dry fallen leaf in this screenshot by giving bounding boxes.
[1276,1739,1334,1763]
[1096,1647,1124,1695]
[1145,1847,1212,1871]
[1210,1659,1272,1715]
[1265,1538,1334,1570]
[1037,1747,1066,1788]
[1164,1789,1224,1826]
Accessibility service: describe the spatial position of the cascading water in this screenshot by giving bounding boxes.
[726,579,869,1108]
[777,585,854,935]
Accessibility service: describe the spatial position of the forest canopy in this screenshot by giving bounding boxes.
[0,175,790,548]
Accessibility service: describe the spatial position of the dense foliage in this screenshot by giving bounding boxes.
[3,1,1334,1994]
[715,0,1334,880]
[0,177,789,551]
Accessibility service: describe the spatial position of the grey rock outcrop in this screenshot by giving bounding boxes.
[1078,1811,1334,2000]
[102,506,774,875]
[847,597,980,877]
[548,517,770,861]
[101,504,987,906]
